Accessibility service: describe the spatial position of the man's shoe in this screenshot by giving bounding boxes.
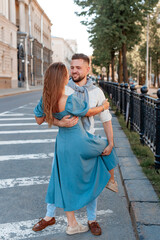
[88,221,102,236]
[32,217,56,232]
[66,222,89,235]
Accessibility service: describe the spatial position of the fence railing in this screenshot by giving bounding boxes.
[99,81,160,170]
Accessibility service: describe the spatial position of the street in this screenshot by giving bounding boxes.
[0,91,136,240]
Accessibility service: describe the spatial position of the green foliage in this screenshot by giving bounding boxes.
[74,0,159,75]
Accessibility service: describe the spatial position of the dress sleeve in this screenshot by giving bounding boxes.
[65,95,89,117]
[34,97,46,117]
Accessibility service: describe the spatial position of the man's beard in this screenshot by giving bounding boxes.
[72,75,85,83]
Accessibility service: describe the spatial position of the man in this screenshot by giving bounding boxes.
[32,53,114,236]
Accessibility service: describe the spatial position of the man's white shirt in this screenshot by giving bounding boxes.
[65,85,112,134]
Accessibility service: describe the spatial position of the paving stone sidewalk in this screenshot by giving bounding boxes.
[112,111,160,240]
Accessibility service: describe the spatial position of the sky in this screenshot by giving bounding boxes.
[37,0,93,56]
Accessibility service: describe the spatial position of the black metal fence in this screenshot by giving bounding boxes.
[99,81,160,170]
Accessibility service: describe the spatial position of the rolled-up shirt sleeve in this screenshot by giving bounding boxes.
[97,88,112,123]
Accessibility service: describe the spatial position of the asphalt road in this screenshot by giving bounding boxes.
[0,91,136,240]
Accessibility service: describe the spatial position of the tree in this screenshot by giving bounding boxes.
[74,0,159,83]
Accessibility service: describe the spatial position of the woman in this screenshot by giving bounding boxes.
[34,62,118,235]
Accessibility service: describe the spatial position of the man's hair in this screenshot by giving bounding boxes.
[72,53,90,65]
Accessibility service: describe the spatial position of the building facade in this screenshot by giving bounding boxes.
[51,37,77,71]
[16,0,52,87]
[0,0,17,88]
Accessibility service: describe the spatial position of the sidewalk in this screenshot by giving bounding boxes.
[0,85,43,98]
[111,110,160,240]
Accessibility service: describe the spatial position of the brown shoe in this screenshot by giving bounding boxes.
[88,221,102,236]
[32,217,56,232]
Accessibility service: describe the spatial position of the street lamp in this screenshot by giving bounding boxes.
[29,37,34,86]
[145,14,149,88]
[25,35,30,91]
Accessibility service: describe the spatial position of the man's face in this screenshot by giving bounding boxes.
[70,59,90,82]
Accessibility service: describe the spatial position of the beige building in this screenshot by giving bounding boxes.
[0,0,17,88]
[66,39,77,53]
[16,0,52,86]
[52,37,77,71]
[0,0,52,89]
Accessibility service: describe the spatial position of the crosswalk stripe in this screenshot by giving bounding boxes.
[0,153,54,161]
[0,139,55,145]
[0,129,58,134]
[0,118,35,121]
[0,123,44,126]
[0,128,103,134]
[0,176,50,189]
[0,120,102,127]
[0,210,113,240]
[0,113,34,117]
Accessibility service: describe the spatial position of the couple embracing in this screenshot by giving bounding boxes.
[33,53,118,236]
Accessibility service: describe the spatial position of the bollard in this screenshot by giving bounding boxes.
[139,85,148,144]
[155,89,160,172]
[130,84,136,131]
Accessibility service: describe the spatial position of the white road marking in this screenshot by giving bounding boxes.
[95,120,101,123]
[0,118,35,121]
[95,128,104,131]
[0,129,58,134]
[0,139,55,145]
[0,153,54,161]
[0,210,113,240]
[0,128,103,134]
[0,176,50,189]
[20,107,35,109]
[0,123,46,126]
[0,121,101,126]
[0,113,34,117]
[0,111,10,116]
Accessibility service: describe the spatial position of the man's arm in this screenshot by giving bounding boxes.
[53,115,79,127]
[35,115,78,127]
[102,120,114,155]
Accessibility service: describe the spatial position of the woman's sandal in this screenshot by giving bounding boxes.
[106,180,118,193]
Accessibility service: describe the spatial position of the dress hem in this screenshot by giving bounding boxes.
[45,174,111,212]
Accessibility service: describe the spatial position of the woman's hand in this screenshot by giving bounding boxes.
[35,116,46,125]
[101,143,113,155]
[102,99,109,110]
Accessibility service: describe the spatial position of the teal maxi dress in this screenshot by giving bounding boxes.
[34,94,118,211]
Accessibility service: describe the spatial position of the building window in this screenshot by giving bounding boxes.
[11,58,13,73]
[2,53,5,72]
[1,27,4,42]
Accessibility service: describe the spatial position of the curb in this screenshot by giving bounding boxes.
[116,133,160,240]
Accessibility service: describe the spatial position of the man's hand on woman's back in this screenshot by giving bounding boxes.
[53,115,79,128]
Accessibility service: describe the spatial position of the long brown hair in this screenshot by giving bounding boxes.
[43,62,68,127]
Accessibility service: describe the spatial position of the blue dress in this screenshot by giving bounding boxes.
[34,94,118,211]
